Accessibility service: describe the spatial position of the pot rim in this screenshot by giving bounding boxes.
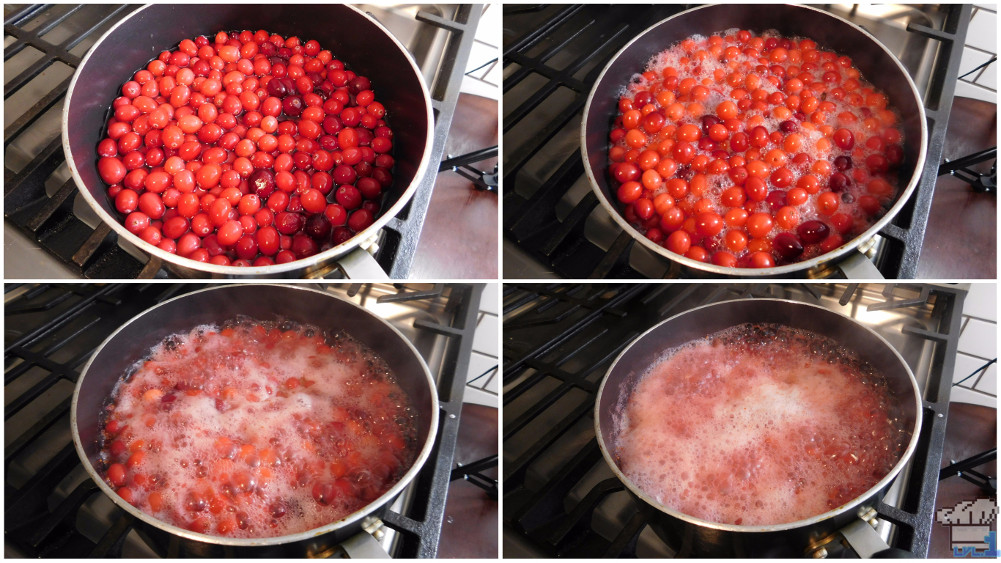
[62,3,435,278]
[580,3,928,277]
[70,283,440,546]
[594,297,924,533]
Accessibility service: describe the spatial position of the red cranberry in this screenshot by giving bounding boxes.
[833,155,853,171]
[291,233,319,258]
[274,212,303,235]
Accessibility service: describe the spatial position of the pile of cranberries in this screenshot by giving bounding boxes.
[608,30,905,269]
[96,30,395,267]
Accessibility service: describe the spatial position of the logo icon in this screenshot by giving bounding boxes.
[936,498,999,557]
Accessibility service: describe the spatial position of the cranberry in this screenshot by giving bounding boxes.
[773,232,804,260]
[266,78,287,98]
[833,128,855,150]
[700,115,720,134]
[797,220,830,244]
[833,155,853,171]
[828,172,851,192]
[765,190,786,211]
[274,212,303,235]
[779,120,797,133]
[282,95,303,117]
[304,213,331,241]
[291,233,319,258]
[249,169,276,198]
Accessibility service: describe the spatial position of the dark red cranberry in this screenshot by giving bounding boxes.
[829,172,851,192]
[886,144,904,166]
[266,78,287,98]
[250,169,276,198]
[773,232,804,260]
[331,226,353,245]
[701,115,720,134]
[291,233,319,258]
[779,120,797,133]
[766,190,786,211]
[348,76,371,94]
[833,155,853,171]
[304,213,331,241]
[321,116,342,135]
[282,96,303,117]
[797,220,830,244]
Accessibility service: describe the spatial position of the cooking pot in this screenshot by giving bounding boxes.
[70,284,439,556]
[581,4,928,278]
[63,4,434,279]
[594,298,923,557]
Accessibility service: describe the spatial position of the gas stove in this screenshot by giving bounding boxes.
[4,4,481,279]
[502,283,970,557]
[502,4,972,278]
[5,282,483,557]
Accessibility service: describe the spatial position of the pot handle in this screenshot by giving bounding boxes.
[341,529,392,558]
[835,251,885,280]
[332,248,389,280]
[838,507,915,558]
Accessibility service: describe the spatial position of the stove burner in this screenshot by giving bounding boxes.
[503,283,967,557]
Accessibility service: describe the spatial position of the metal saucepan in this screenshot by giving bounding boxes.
[63,4,434,279]
[71,284,438,556]
[594,299,923,557]
[581,4,928,278]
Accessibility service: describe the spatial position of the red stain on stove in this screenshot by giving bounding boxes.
[97,321,417,538]
[614,324,906,526]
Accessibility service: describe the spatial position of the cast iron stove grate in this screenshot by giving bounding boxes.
[502,283,966,557]
[3,4,480,279]
[502,4,972,278]
[4,282,482,557]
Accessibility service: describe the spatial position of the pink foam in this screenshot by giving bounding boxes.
[614,324,906,526]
